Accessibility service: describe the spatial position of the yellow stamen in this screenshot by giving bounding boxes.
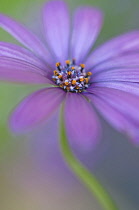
[75,86,80,90]
[53,70,58,76]
[59,84,64,88]
[58,75,62,79]
[80,64,85,69]
[71,67,75,70]
[87,72,92,76]
[65,81,69,86]
[72,80,76,85]
[80,78,84,82]
[66,87,70,91]
[65,60,70,65]
[84,78,89,83]
[67,71,71,75]
[56,62,61,67]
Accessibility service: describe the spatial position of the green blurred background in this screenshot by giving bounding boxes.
[0,0,139,210]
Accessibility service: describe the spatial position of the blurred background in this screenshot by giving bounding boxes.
[0,0,139,209]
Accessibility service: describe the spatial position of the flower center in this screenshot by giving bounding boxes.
[52,59,92,93]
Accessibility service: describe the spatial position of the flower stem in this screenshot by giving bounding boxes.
[59,109,118,210]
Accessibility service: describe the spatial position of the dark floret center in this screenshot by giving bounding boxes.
[52,59,92,93]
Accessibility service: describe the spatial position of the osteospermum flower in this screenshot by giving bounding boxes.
[1,0,139,148]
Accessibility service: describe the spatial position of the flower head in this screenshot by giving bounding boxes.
[52,60,92,92]
[1,0,139,148]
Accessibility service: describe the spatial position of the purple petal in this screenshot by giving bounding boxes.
[64,93,100,149]
[0,14,52,65]
[10,87,65,132]
[86,87,139,143]
[43,0,70,62]
[90,94,139,144]
[92,54,139,74]
[71,7,103,63]
[0,42,47,70]
[92,81,139,96]
[89,87,139,119]
[93,67,139,83]
[86,31,139,69]
[0,57,52,84]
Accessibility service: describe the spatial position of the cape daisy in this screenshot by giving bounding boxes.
[1,0,139,148]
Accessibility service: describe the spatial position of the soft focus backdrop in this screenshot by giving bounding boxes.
[0,0,139,210]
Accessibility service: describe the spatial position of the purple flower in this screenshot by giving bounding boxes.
[1,0,139,148]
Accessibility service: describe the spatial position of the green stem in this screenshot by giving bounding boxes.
[59,109,118,210]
